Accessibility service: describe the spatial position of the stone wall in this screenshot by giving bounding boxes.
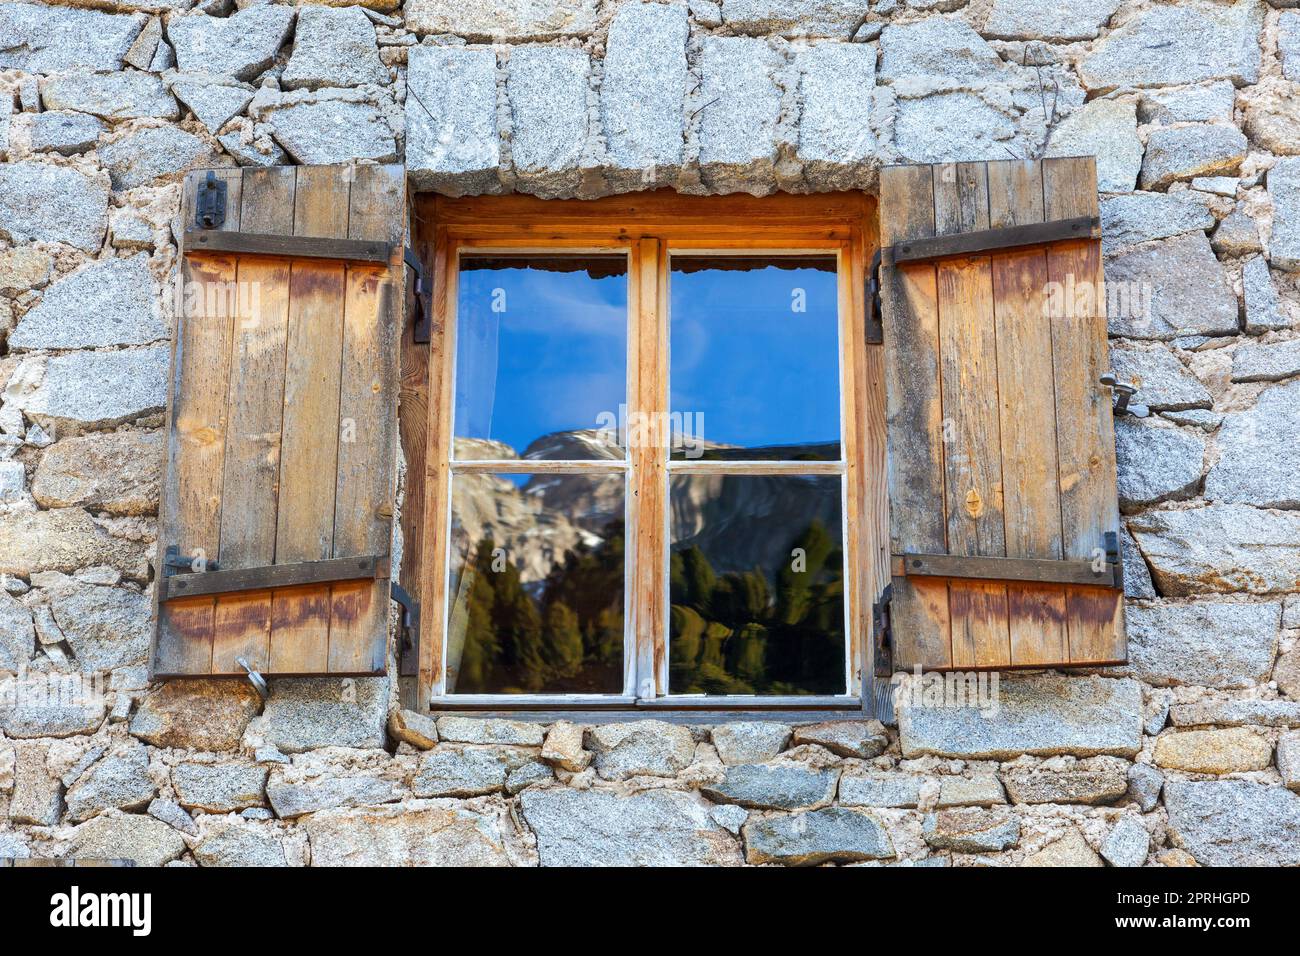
[2,0,1300,866]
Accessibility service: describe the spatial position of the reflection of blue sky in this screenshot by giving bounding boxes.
[453,258,841,459]
[671,263,840,451]
[455,262,628,455]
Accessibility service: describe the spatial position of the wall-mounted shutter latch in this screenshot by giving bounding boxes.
[195,170,227,230]
[872,583,893,678]
[391,581,421,677]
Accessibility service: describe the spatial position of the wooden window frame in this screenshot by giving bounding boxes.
[401,191,885,720]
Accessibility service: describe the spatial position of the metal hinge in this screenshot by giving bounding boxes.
[1103,530,1124,590]
[162,544,218,577]
[391,581,421,677]
[871,583,893,678]
[195,170,227,230]
[865,248,883,345]
[1100,372,1149,418]
[404,247,431,345]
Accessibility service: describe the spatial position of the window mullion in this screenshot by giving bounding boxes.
[629,237,667,698]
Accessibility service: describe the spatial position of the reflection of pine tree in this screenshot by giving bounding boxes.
[669,520,845,696]
[454,520,625,694]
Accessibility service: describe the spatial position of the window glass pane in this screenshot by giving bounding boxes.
[447,472,625,694]
[669,474,846,695]
[454,255,627,461]
[669,256,840,461]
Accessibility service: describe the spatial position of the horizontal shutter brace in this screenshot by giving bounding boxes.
[185,228,395,263]
[892,533,1123,590]
[883,215,1100,267]
[159,553,390,601]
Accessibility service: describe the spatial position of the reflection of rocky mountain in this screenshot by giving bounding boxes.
[451,431,842,588]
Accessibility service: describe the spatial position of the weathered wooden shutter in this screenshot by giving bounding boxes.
[152,164,406,678]
[877,156,1125,673]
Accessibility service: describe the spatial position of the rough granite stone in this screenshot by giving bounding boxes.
[68,811,186,867]
[600,1,689,185]
[1242,256,1289,333]
[1002,767,1128,805]
[305,800,517,866]
[710,722,791,766]
[405,0,599,40]
[193,817,288,867]
[1213,211,1265,257]
[1139,81,1236,125]
[11,255,165,351]
[1170,699,1300,728]
[8,347,168,431]
[168,77,255,135]
[411,746,528,797]
[436,716,544,746]
[1130,505,1300,596]
[506,45,591,197]
[521,787,741,866]
[387,709,438,750]
[49,582,151,672]
[169,6,295,81]
[1140,124,1248,190]
[266,775,400,818]
[99,126,221,190]
[0,246,52,294]
[0,507,148,579]
[1109,343,1212,412]
[720,0,870,38]
[839,773,922,809]
[148,798,197,837]
[64,745,155,822]
[1080,0,1263,90]
[1114,418,1205,511]
[0,592,34,672]
[1023,828,1104,866]
[898,674,1142,760]
[1268,158,1300,271]
[11,742,62,826]
[259,677,388,753]
[0,161,109,252]
[406,46,500,194]
[1099,190,1216,253]
[1121,525,1156,599]
[505,759,553,794]
[130,680,261,750]
[32,431,161,516]
[1123,601,1279,688]
[586,720,695,780]
[0,3,146,73]
[173,763,268,813]
[40,71,177,120]
[788,720,885,758]
[1164,780,1300,866]
[1278,732,1300,792]
[701,763,838,810]
[1045,98,1141,193]
[698,37,783,194]
[922,808,1020,852]
[744,808,895,865]
[282,6,388,89]
[935,776,1006,808]
[795,42,878,191]
[540,720,590,771]
[0,679,106,739]
[1105,232,1238,339]
[984,0,1121,41]
[1127,762,1164,811]
[1205,381,1300,507]
[1154,727,1272,773]
[1282,11,1300,82]
[261,91,396,165]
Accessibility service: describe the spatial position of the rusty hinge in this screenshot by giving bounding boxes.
[1100,372,1149,418]
[391,581,420,677]
[1103,529,1124,590]
[162,544,218,577]
[865,247,883,345]
[404,247,431,344]
[195,170,227,230]
[872,583,893,678]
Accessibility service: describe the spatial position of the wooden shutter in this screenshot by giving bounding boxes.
[877,157,1125,673]
[152,164,406,678]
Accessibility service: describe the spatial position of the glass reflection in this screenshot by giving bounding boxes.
[670,256,840,461]
[455,255,628,461]
[669,474,845,695]
[447,472,625,694]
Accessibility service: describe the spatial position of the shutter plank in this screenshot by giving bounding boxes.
[213,589,271,675]
[328,165,405,673]
[880,165,953,669]
[1043,157,1125,663]
[155,169,242,675]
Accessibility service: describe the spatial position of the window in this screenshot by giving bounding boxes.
[409,192,881,711]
